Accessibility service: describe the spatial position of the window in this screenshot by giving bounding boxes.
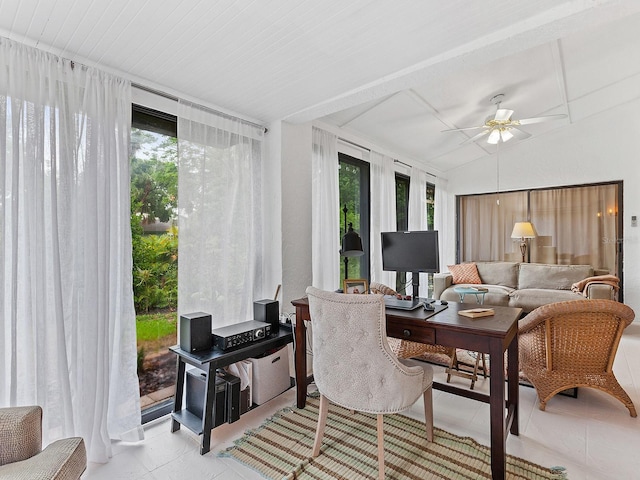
[394,173,410,292]
[393,175,436,295]
[338,153,370,282]
[131,105,179,422]
[458,181,622,298]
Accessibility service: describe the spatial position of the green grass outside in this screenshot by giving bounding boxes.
[136,311,177,342]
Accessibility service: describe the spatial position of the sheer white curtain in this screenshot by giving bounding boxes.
[311,128,339,290]
[434,177,456,269]
[408,167,428,297]
[0,37,141,463]
[177,101,264,327]
[370,151,396,288]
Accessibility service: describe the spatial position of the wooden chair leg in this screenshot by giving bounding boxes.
[377,414,384,480]
[446,351,458,383]
[423,386,433,442]
[312,394,329,457]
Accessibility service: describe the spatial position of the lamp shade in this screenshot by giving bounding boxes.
[511,221,537,239]
[341,223,364,257]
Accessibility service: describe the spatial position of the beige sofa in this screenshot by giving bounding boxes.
[434,261,616,313]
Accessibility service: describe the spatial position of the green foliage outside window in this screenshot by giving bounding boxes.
[130,129,179,312]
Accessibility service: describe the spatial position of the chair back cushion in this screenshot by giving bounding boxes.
[305,286,430,414]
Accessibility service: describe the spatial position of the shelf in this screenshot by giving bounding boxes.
[172,409,203,435]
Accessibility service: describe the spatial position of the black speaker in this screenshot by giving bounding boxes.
[179,312,212,353]
[254,299,279,333]
[217,370,241,423]
[185,369,226,427]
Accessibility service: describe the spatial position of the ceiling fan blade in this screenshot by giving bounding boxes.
[493,109,513,122]
[441,125,486,132]
[510,127,532,140]
[460,129,490,145]
[515,113,567,126]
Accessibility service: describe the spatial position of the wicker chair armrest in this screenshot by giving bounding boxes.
[519,299,635,334]
[0,437,86,480]
[370,282,397,296]
[0,406,42,466]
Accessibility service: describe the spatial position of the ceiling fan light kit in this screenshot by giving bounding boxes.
[443,93,567,145]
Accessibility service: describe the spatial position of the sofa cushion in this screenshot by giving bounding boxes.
[475,262,519,288]
[509,288,585,312]
[518,263,594,290]
[447,263,482,284]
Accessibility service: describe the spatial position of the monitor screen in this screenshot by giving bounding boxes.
[381,230,440,273]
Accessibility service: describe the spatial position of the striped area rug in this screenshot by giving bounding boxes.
[221,396,567,479]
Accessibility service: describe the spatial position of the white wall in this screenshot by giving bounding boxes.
[446,99,640,314]
[279,121,314,314]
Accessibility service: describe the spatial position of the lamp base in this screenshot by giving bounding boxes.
[520,241,527,263]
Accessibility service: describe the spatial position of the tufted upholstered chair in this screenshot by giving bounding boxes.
[0,405,86,479]
[306,286,433,480]
[519,299,636,417]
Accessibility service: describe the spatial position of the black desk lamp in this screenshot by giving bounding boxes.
[340,204,363,280]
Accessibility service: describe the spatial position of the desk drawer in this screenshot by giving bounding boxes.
[387,323,435,344]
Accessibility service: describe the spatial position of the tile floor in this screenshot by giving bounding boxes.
[86,323,640,480]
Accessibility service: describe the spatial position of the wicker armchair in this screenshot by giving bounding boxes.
[0,406,87,479]
[370,281,457,362]
[519,299,637,417]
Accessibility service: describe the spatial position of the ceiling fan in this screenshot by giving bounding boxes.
[442,94,567,145]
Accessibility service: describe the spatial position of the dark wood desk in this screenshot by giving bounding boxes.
[291,298,521,480]
[169,327,293,455]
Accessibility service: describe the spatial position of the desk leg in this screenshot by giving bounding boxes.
[489,340,506,480]
[171,357,186,433]
[507,333,519,436]
[294,311,308,409]
[199,364,216,455]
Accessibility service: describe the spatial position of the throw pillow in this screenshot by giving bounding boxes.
[448,263,482,284]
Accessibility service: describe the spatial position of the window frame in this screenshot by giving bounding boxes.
[338,152,371,282]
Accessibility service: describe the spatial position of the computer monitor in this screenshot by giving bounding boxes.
[381,230,440,298]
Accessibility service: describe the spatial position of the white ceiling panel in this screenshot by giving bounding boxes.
[1,0,640,172]
[560,12,640,101]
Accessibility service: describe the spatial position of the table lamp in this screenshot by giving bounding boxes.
[511,221,537,262]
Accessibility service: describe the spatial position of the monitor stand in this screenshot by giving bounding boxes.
[411,271,420,300]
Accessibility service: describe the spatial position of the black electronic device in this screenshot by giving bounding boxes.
[179,312,213,353]
[381,230,440,299]
[217,370,241,423]
[185,369,226,427]
[212,320,272,351]
[383,295,424,311]
[440,300,448,305]
[254,299,280,334]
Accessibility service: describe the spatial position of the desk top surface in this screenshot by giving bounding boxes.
[292,297,521,338]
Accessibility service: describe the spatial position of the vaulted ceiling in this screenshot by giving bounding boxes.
[2,0,639,173]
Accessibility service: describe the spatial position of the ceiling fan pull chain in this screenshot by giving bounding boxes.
[496,141,500,206]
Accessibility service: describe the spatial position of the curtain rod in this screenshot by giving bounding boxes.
[339,137,437,178]
[393,159,437,178]
[133,82,267,133]
[338,137,370,152]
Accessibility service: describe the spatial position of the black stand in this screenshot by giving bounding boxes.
[169,326,293,455]
[412,271,420,299]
